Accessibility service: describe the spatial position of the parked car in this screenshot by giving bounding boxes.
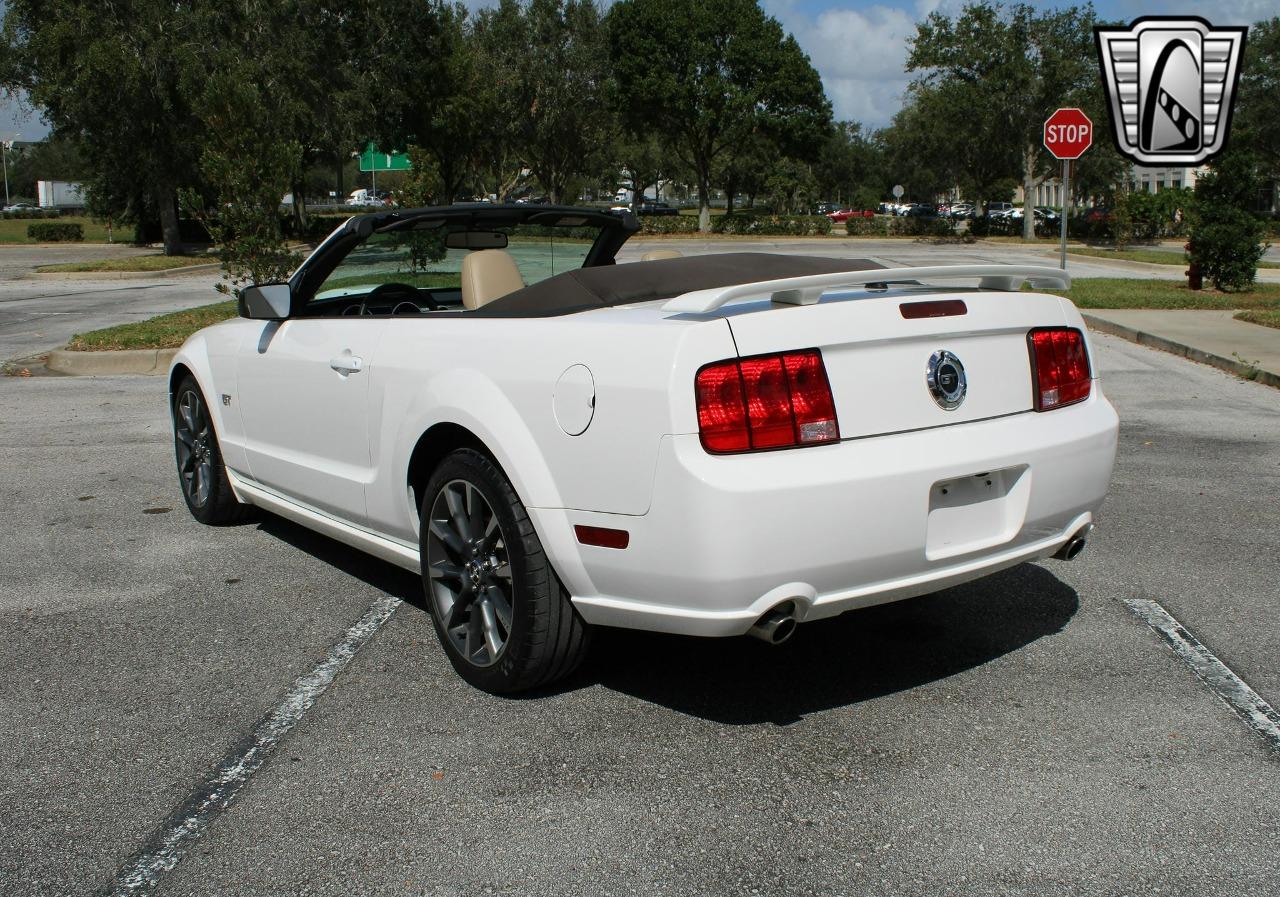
[168,203,1118,692]
[905,204,938,218]
[636,200,678,216]
[3,202,38,212]
[947,203,975,220]
[985,202,1014,218]
[826,208,875,223]
[814,202,839,216]
[1084,207,1113,224]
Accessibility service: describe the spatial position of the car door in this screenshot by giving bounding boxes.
[235,316,387,524]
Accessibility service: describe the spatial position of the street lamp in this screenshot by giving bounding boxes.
[1,134,18,208]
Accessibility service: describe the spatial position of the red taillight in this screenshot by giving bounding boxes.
[574,525,629,549]
[695,349,840,453]
[1028,328,1091,411]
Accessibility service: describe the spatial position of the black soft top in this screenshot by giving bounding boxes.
[476,253,884,317]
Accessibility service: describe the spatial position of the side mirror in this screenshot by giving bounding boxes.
[240,283,293,320]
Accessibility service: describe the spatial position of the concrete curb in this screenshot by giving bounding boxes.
[46,348,178,376]
[26,262,220,281]
[1082,313,1280,390]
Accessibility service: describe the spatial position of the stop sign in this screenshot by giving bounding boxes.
[1044,108,1093,160]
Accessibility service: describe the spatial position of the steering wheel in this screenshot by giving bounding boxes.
[368,281,444,312]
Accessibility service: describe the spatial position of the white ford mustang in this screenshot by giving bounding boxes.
[169,204,1118,692]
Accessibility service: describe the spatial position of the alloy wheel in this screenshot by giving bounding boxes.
[425,479,514,668]
[174,389,214,508]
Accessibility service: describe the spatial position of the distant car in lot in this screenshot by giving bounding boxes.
[636,200,678,216]
[905,204,938,218]
[1084,207,1113,224]
[826,208,875,223]
[985,202,1014,218]
[947,203,975,219]
[3,202,37,212]
[814,202,840,216]
[168,203,1118,692]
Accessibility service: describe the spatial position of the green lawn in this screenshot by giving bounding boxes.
[1068,246,1280,269]
[36,254,216,273]
[1043,278,1280,311]
[0,216,125,243]
[1235,309,1280,330]
[67,301,239,351]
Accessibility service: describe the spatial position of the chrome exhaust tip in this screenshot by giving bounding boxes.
[748,603,798,645]
[1053,524,1093,561]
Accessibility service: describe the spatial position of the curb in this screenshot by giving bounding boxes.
[46,348,178,376]
[26,262,221,281]
[1082,313,1280,390]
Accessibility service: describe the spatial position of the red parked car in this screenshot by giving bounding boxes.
[826,208,875,223]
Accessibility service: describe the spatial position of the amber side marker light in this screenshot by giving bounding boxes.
[574,525,630,549]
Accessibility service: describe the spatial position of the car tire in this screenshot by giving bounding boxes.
[420,448,590,693]
[172,375,253,525]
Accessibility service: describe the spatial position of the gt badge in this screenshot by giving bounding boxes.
[927,350,966,411]
[1095,17,1247,166]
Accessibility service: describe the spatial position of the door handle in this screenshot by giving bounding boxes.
[329,355,364,375]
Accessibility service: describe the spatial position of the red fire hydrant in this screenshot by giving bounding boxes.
[1185,241,1202,290]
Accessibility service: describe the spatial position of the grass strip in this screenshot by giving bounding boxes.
[1068,246,1280,269]
[1234,309,1280,330]
[36,254,215,273]
[67,301,239,351]
[1042,278,1280,310]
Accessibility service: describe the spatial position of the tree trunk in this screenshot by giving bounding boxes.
[725,176,737,216]
[292,180,309,234]
[155,184,183,256]
[1021,144,1037,242]
[336,155,345,205]
[697,170,712,233]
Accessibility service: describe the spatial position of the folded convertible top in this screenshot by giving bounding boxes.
[475,252,884,317]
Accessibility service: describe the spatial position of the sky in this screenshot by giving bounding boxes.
[2,0,1274,141]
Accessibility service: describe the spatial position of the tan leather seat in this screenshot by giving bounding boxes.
[461,249,525,310]
[640,249,683,261]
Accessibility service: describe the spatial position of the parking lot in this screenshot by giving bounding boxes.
[2,276,1278,894]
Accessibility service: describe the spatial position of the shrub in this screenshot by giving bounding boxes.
[712,214,831,236]
[1188,152,1269,291]
[638,215,699,235]
[845,216,890,237]
[27,222,84,242]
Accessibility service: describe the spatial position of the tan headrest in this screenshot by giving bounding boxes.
[640,249,683,261]
[461,249,525,310]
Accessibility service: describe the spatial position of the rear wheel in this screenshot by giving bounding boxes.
[172,376,251,525]
[420,448,589,693]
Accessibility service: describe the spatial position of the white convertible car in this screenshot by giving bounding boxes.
[170,204,1118,692]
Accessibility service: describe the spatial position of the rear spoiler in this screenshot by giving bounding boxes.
[661,264,1071,314]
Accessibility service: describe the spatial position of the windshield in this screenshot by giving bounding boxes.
[313,222,600,304]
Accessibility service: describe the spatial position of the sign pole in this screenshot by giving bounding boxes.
[1059,159,1070,270]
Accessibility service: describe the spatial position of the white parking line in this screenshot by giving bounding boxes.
[1125,598,1280,753]
[98,594,403,897]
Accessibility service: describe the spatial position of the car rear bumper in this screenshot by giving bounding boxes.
[532,389,1118,637]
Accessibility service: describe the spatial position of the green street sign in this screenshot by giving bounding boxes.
[358,142,411,172]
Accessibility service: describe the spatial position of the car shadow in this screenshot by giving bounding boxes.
[251,515,1077,726]
[574,563,1078,726]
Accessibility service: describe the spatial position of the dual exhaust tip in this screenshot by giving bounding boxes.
[747,524,1093,645]
[1053,524,1093,561]
[748,602,798,645]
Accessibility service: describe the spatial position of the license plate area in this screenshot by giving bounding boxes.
[925,465,1031,561]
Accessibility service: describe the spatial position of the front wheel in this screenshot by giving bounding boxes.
[172,376,252,525]
[420,448,590,693]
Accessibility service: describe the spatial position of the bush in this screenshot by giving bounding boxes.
[712,214,831,236]
[638,215,699,235]
[1188,152,1269,291]
[27,222,84,242]
[845,216,890,236]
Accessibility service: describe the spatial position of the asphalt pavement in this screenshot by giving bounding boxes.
[2,333,1277,896]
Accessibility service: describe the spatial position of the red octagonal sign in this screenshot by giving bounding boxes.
[1044,107,1093,160]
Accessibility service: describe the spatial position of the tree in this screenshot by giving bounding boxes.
[1188,150,1267,291]
[614,133,671,209]
[608,0,831,231]
[1234,17,1280,192]
[2,0,206,254]
[908,2,1100,239]
[814,121,886,209]
[715,129,774,214]
[475,0,613,204]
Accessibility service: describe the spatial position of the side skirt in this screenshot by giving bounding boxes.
[226,469,421,573]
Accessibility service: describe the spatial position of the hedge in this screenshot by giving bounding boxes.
[27,222,84,242]
[2,209,61,220]
[711,214,832,236]
[846,216,956,237]
[638,215,699,235]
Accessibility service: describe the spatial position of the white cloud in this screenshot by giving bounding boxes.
[768,3,919,128]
